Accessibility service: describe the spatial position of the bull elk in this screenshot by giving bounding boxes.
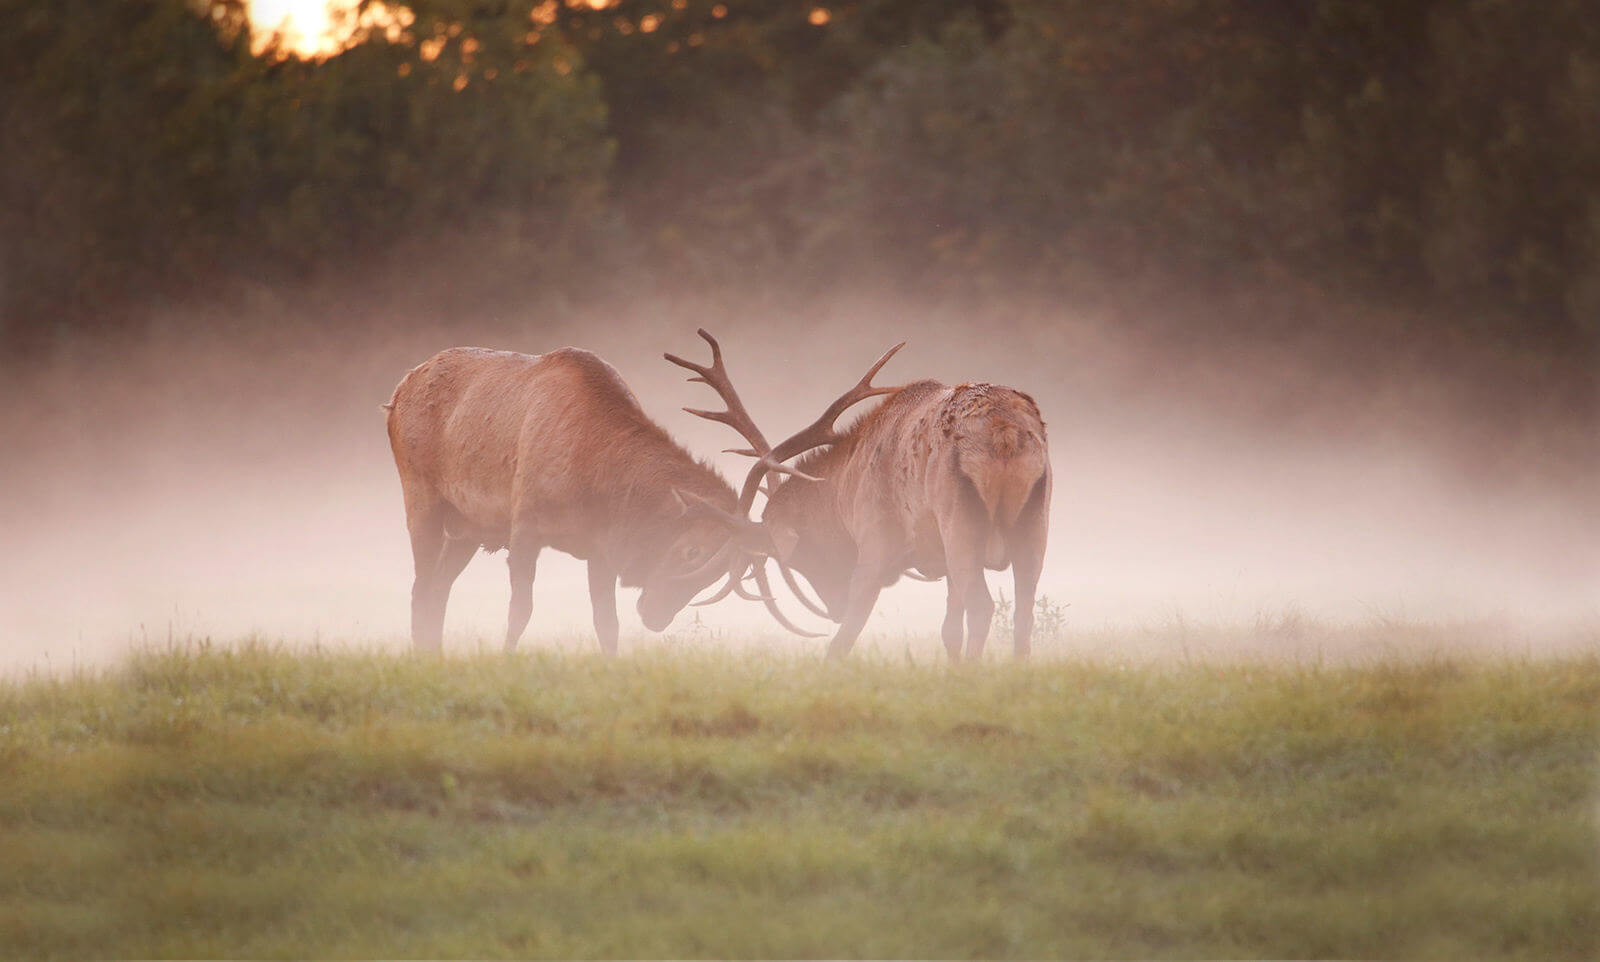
[666,331,1052,661]
[384,346,756,653]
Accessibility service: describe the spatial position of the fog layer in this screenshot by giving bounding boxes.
[3,291,1594,671]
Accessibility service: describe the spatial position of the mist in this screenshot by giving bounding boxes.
[3,283,1594,673]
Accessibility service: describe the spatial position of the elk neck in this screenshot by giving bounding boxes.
[599,421,738,584]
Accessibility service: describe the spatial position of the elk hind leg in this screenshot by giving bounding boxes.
[1010,530,1045,660]
[938,506,988,663]
[943,556,991,663]
[418,533,478,653]
[964,573,995,661]
[406,498,449,653]
[940,577,966,662]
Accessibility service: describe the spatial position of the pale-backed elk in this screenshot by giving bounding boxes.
[666,331,1051,661]
[385,346,754,653]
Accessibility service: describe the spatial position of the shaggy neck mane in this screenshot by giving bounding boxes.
[788,379,944,479]
[773,390,900,521]
[570,360,735,510]
[791,414,869,481]
[609,420,733,507]
[771,379,947,522]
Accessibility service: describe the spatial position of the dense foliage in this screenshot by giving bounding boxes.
[2,0,1595,369]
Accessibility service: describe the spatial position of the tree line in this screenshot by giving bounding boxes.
[2,0,1595,372]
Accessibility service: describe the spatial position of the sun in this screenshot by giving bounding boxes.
[247,0,353,57]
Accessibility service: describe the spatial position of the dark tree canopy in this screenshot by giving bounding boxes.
[1,0,1595,377]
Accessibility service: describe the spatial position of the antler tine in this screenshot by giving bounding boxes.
[666,330,777,518]
[695,327,722,363]
[751,560,826,638]
[690,569,740,607]
[684,407,745,427]
[720,451,822,483]
[857,339,908,390]
[661,328,721,377]
[666,335,759,430]
[719,555,776,603]
[757,456,824,484]
[730,572,775,603]
[691,556,774,607]
[731,340,906,511]
[776,557,832,619]
[767,341,907,465]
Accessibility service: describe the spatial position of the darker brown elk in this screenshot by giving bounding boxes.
[667,332,1052,661]
[385,346,750,653]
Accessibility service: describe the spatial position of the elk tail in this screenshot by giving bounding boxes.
[958,421,1046,567]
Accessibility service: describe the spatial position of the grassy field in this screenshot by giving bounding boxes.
[1,639,1596,959]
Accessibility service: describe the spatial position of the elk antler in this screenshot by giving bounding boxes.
[667,329,905,515]
[665,331,819,635]
[752,561,825,638]
[734,338,905,626]
[666,330,785,518]
[666,329,905,638]
[670,489,773,606]
[766,341,906,462]
[691,556,775,606]
[776,557,833,619]
[733,338,906,510]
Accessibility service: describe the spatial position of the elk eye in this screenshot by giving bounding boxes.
[683,545,703,564]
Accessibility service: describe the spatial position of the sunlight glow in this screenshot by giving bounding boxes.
[248,0,346,57]
[247,0,414,58]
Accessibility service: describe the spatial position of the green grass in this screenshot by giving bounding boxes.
[2,640,1597,959]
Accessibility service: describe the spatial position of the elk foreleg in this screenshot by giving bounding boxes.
[504,541,541,653]
[587,561,619,656]
[825,556,887,661]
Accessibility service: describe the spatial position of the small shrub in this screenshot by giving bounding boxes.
[993,590,1068,641]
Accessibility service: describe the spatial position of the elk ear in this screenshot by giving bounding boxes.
[770,522,800,563]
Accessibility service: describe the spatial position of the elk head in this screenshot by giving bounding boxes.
[630,493,761,631]
[664,329,904,635]
[633,486,790,630]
